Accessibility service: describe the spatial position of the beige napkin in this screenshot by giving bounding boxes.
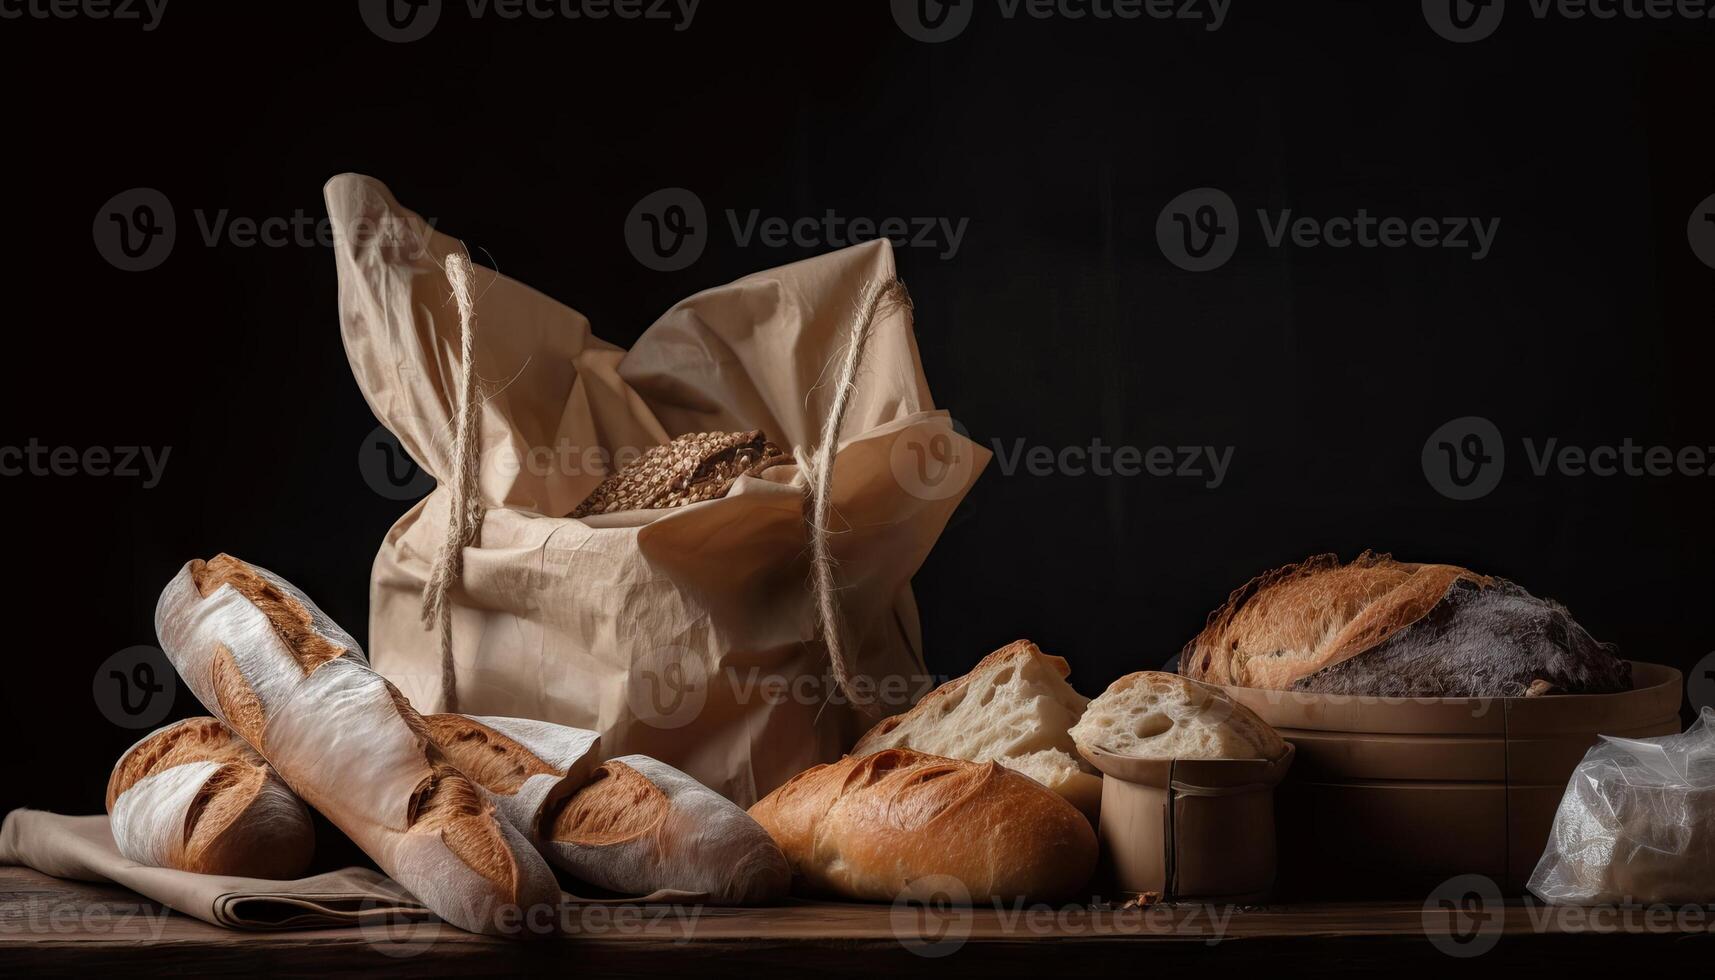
[0,810,430,930]
[1,809,710,932]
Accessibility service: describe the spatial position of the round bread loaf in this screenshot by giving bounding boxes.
[748,749,1097,904]
[1179,551,1631,698]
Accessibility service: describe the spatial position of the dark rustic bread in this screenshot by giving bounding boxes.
[1180,552,1631,698]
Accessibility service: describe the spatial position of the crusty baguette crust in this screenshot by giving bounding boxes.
[1179,552,1489,690]
[551,761,668,847]
[157,555,558,934]
[423,714,559,797]
[749,749,1097,904]
[545,755,791,905]
[106,717,314,879]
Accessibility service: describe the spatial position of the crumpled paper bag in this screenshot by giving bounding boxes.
[326,174,987,804]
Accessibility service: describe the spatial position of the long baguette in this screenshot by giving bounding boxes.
[155,555,559,935]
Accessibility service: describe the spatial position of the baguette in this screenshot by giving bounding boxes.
[155,555,559,936]
[106,717,313,879]
[850,640,1101,820]
[1069,672,1285,760]
[425,716,789,904]
[748,749,1097,904]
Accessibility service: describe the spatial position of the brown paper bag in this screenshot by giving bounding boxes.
[326,175,987,805]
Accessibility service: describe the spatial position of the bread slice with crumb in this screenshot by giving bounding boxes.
[849,639,1101,819]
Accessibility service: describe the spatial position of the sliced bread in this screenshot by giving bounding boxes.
[849,639,1101,817]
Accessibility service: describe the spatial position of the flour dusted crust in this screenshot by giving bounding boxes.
[545,756,790,905]
[106,717,313,879]
[155,555,559,935]
[1070,672,1285,761]
[850,639,1101,819]
[425,717,788,906]
[748,749,1098,904]
[1179,552,1631,697]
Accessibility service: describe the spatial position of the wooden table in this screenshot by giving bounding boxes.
[3,867,1711,977]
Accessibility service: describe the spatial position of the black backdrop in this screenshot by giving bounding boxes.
[1,1,1711,820]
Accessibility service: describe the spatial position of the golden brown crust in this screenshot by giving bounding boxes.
[210,646,268,751]
[550,760,669,847]
[1179,552,1491,690]
[423,715,558,796]
[191,554,347,673]
[410,764,517,893]
[106,717,258,811]
[749,749,1097,903]
[851,640,1067,755]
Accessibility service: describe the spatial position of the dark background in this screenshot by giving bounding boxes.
[0,1,1710,821]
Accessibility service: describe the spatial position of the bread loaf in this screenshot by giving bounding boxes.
[155,555,560,935]
[1180,552,1632,698]
[549,755,790,904]
[106,717,313,879]
[425,716,789,904]
[748,749,1097,903]
[1070,672,1285,760]
[850,640,1101,819]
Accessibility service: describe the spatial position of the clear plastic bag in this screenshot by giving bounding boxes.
[1529,707,1715,906]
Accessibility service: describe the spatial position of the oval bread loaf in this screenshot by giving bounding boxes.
[155,555,560,936]
[1069,671,1286,761]
[748,748,1097,904]
[106,716,314,879]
